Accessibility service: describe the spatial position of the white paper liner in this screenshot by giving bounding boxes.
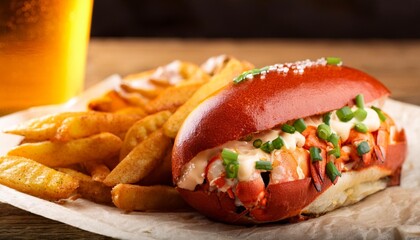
[0,75,419,239]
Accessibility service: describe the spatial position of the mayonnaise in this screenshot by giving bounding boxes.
[177,149,216,190]
[330,107,381,142]
[177,129,306,189]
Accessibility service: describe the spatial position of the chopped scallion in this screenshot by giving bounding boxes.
[260,141,274,153]
[354,123,368,133]
[253,139,262,148]
[221,148,238,165]
[281,124,296,134]
[317,123,332,140]
[355,94,365,109]
[293,118,307,133]
[326,161,341,183]
[328,148,341,158]
[272,136,284,150]
[354,108,367,121]
[372,106,387,122]
[233,66,269,84]
[326,57,342,65]
[357,141,371,156]
[255,160,273,170]
[241,134,253,141]
[323,112,332,125]
[336,106,354,122]
[225,162,239,178]
[310,147,323,162]
[328,133,340,148]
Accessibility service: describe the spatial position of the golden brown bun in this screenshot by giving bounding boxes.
[172,63,405,224]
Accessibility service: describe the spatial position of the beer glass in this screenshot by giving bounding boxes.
[0,0,93,115]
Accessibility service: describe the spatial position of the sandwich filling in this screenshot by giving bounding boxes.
[176,94,397,209]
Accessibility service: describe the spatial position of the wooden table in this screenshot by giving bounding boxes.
[1,39,419,239]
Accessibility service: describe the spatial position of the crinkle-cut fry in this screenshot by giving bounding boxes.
[88,90,130,112]
[54,112,144,141]
[0,156,79,201]
[3,112,85,141]
[82,161,111,182]
[111,184,189,212]
[145,82,205,114]
[7,132,122,167]
[120,111,171,160]
[163,58,254,138]
[57,168,112,205]
[104,129,171,186]
[140,144,173,186]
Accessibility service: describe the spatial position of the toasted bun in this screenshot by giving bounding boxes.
[172,62,406,224]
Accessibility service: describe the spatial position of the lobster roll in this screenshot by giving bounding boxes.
[172,58,407,224]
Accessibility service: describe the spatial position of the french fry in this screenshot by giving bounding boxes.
[58,168,112,204]
[139,144,173,186]
[7,132,122,167]
[55,112,144,141]
[163,58,254,138]
[0,156,79,201]
[120,111,171,160]
[121,61,210,99]
[103,156,120,171]
[82,161,111,182]
[111,184,189,211]
[88,90,130,112]
[174,60,210,83]
[114,107,147,116]
[104,129,171,186]
[200,55,231,76]
[4,112,85,141]
[145,82,204,114]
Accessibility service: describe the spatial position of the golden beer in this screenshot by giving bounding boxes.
[0,0,93,115]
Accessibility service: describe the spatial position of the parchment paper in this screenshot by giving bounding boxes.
[0,75,419,240]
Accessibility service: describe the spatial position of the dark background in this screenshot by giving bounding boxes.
[91,0,420,39]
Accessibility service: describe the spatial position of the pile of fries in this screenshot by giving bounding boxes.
[0,55,253,212]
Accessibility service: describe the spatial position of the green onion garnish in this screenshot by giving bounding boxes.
[326,57,342,65]
[255,160,273,170]
[317,123,332,140]
[241,134,253,141]
[253,139,262,148]
[357,141,371,156]
[293,118,307,133]
[323,112,332,125]
[221,148,238,165]
[355,94,365,109]
[326,161,341,183]
[233,66,269,84]
[354,108,367,121]
[372,106,387,122]
[328,133,340,148]
[310,147,323,162]
[354,123,368,133]
[225,162,239,178]
[272,136,284,150]
[328,148,341,158]
[260,141,274,153]
[336,106,354,122]
[281,124,296,134]
[221,149,239,179]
